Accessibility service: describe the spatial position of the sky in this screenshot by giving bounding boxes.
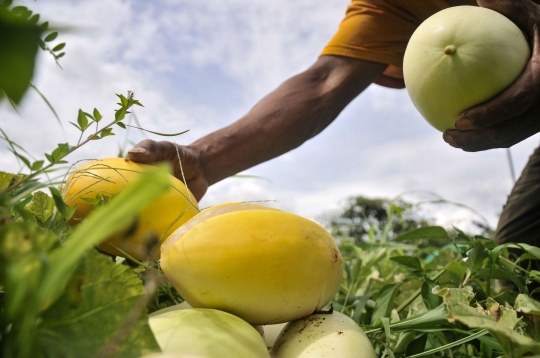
[1,0,539,232]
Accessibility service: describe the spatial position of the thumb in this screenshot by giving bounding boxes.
[127,139,176,164]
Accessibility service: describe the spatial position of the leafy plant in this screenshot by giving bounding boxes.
[331,222,540,357]
[322,196,432,244]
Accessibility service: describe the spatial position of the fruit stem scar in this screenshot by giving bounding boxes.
[444,45,456,55]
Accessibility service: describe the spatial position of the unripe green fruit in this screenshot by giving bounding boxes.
[403,6,530,131]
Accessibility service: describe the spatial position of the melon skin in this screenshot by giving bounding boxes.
[62,158,199,261]
[271,311,376,358]
[403,6,530,132]
[160,203,343,325]
[148,308,270,358]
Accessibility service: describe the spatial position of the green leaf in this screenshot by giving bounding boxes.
[10,6,27,15]
[405,333,428,356]
[49,187,77,221]
[100,127,115,138]
[391,256,422,271]
[117,121,126,129]
[28,13,39,25]
[52,42,65,52]
[117,93,128,106]
[31,160,44,171]
[56,52,65,59]
[421,280,442,310]
[393,226,450,242]
[37,250,160,357]
[36,165,171,311]
[115,107,126,122]
[372,283,401,325]
[69,121,81,130]
[446,302,540,357]
[77,109,89,131]
[39,21,48,31]
[515,294,540,340]
[46,143,70,164]
[44,31,58,42]
[467,243,487,273]
[25,191,55,223]
[432,286,475,305]
[81,194,112,208]
[387,304,449,332]
[476,267,528,293]
[83,111,94,120]
[93,108,102,122]
[10,150,31,169]
[443,260,468,283]
[0,171,24,190]
[0,223,58,321]
[0,10,41,103]
[453,226,472,242]
[352,293,372,323]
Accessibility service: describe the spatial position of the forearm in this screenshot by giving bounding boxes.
[190,56,386,185]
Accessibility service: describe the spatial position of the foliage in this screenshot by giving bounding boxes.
[0,0,65,104]
[0,2,187,356]
[323,196,432,244]
[331,222,540,357]
[2,2,540,358]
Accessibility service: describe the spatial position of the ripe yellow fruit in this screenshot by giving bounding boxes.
[403,6,530,131]
[160,202,343,325]
[63,158,199,261]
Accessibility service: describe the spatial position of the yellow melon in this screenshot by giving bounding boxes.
[63,158,199,261]
[160,202,343,325]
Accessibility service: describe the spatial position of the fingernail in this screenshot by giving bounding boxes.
[455,118,474,130]
[443,133,459,148]
[128,147,148,154]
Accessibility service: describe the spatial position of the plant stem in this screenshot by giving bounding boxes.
[0,117,121,198]
[396,270,445,313]
[499,255,530,274]
[406,329,488,358]
[396,287,422,313]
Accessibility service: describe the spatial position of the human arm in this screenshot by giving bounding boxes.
[128,55,386,200]
[442,0,540,151]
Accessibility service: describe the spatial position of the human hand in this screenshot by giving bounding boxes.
[442,0,540,152]
[127,139,208,201]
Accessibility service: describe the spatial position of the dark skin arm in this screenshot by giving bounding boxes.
[128,55,387,200]
[443,0,540,151]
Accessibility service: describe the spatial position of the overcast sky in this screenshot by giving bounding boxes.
[2,0,539,232]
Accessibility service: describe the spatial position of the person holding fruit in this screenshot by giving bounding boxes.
[128,0,540,249]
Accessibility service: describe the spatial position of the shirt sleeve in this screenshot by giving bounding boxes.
[321,0,443,88]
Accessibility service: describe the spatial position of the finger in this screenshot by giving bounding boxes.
[445,114,540,151]
[127,139,177,164]
[477,0,539,38]
[461,118,540,152]
[446,112,538,148]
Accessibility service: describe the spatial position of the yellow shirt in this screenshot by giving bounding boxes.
[321,0,474,88]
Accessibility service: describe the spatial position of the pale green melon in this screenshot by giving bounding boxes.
[271,311,376,358]
[148,308,270,358]
[403,6,530,131]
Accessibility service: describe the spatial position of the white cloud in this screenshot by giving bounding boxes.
[2,0,538,235]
